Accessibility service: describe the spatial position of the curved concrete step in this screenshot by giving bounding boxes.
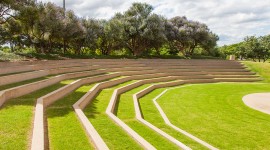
[132,78,264,149]
[32,72,170,150]
[0,66,161,107]
[0,63,146,86]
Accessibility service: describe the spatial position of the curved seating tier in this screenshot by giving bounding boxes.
[0,59,261,150]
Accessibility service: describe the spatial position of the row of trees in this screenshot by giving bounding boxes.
[0,1,219,57]
[219,35,270,62]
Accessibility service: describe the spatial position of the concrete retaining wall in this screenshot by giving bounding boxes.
[0,70,50,86]
[31,72,168,150]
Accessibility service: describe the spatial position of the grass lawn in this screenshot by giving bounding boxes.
[138,87,209,150]
[0,80,74,150]
[84,80,144,150]
[156,83,270,149]
[47,84,95,150]
[242,61,270,82]
[117,84,207,150]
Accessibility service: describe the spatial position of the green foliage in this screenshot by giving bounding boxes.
[0,50,25,61]
[165,16,219,57]
[0,1,219,58]
[219,35,270,62]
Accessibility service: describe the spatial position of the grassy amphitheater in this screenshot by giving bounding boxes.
[0,59,270,150]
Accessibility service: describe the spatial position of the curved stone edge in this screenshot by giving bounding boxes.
[0,66,158,107]
[0,63,260,108]
[106,77,216,150]
[73,74,175,150]
[0,59,255,86]
[0,63,146,86]
[31,74,114,150]
[133,83,192,150]
[0,59,260,106]
[0,59,245,75]
[0,60,144,75]
[243,93,270,115]
[31,70,165,150]
[153,88,218,150]
[106,77,188,150]
[133,78,259,150]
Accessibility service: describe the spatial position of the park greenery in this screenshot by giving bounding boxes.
[1,1,270,61]
[0,0,219,58]
[219,35,270,62]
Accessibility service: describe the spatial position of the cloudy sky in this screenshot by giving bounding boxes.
[40,0,270,46]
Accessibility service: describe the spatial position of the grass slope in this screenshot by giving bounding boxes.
[0,80,73,150]
[139,88,208,150]
[47,84,96,150]
[118,84,206,149]
[84,80,143,150]
[242,61,270,82]
[157,83,270,149]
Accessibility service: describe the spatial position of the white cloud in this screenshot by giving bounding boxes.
[39,0,270,46]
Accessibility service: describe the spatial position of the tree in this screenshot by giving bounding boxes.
[82,18,102,53]
[234,44,249,60]
[60,10,85,54]
[120,2,167,56]
[260,35,270,62]
[166,16,218,57]
[2,18,23,51]
[97,15,125,55]
[0,0,33,24]
[244,36,269,62]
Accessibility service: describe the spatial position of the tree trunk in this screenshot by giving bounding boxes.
[63,39,66,54]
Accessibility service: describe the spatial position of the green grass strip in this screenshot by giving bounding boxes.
[47,84,95,150]
[0,80,72,150]
[117,84,206,150]
[242,61,270,82]
[84,80,143,150]
[157,83,270,149]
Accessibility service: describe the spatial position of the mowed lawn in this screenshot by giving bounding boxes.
[0,80,74,150]
[84,80,143,150]
[118,84,207,150]
[149,61,270,149]
[47,84,95,150]
[156,83,270,149]
[243,61,270,82]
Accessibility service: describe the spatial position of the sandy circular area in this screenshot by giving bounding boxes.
[243,93,270,115]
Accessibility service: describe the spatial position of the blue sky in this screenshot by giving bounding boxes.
[40,0,270,46]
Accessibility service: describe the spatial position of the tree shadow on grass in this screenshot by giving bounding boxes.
[0,82,67,109]
[113,95,120,115]
[0,82,68,150]
[83,91,101,119]
[47,86,99,119]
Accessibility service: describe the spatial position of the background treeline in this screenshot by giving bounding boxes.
[0,0,219,58]
[218,35,270,62]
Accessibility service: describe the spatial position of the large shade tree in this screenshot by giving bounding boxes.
[245,36,270,62]
[1,1,221,58]
[0,0,35,24]
[166,16,218,57]
[119,2,167,56]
